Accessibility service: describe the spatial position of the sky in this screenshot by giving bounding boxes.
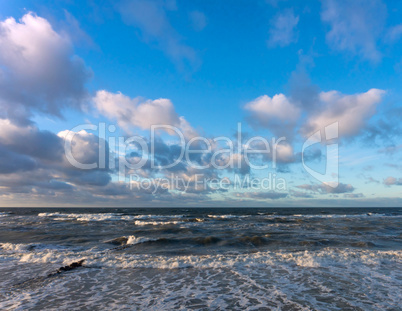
[0,0,401,207]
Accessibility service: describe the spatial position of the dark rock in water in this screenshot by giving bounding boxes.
[57,259,85,273]
[48,259,85,277]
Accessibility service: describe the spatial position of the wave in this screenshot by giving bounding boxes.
[134,220,185,226]
[283,213,402,218]
[207,215,249,220]
[1,241,401,269]
[37,212,190,223]
[1,247,400,311]
[0,212,10,217]
[38,212,135,222]
[104,235,157,246]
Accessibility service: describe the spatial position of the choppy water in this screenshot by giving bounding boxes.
[0,207,401,310]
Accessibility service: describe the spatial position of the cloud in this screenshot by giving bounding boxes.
[365,176,380,184]
[57,129,110,172]
[378,144,402,155]
[245,94,300,123]
[0,145,37,174]
[93,90,197,138]
[289,189,313,198]
[321,0,386,61]
[385,24,402,43]
[189,11,207,31]
[117,0,199,71]
[296,182,355,194]
[266,0,289,7]
[245,87,384,143]
[301,88,385,138]
[268,9,299,47]
[383,176,402,186]
[235,191,288,200]
[62,11,96,48]
[94,91,179,130]
[0,119,112,197]
[245,93,300,139]
[343,193,364,198]
[0,119,63,161]
[0,13,91,125]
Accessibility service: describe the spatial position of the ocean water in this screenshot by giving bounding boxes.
[0,208,401,310]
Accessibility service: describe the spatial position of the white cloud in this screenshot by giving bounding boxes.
[93,90,197,138]
[0,13,91,124]
[268,9,299,47]
[301,88,385,138]
[245,94,300,123]
[245,93,300,140]
[321,0,386,62]
[245,87,385,149]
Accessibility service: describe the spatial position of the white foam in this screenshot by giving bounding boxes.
[0,242,33,252]
[1,244,401,310]
[2,240,401,270]
[208,215,241,219]
[38,212,137,222]
[134,220,184,226]
[126,235,157,245]
[37,212,188,222]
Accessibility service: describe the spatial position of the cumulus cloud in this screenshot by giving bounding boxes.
[93,90,197,138]
[383,176,402,186]
[0,118,113,198]
[245,87,384,143]
[0,145,37,174]
[301,88,385,138]
[57,129,110,172]
[0,13,91,125]
[0,119,63,161]
[268,9,299,47]
[245,94,300,124]
[245,93,300,139]
[321,0,386,61]
[117,0,199,71]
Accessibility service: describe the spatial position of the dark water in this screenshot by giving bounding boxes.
[0,208,401,310]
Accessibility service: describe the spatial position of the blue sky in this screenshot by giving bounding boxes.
[0,0,401,207]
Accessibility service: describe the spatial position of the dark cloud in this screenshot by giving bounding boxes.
[0,145,37,174]
[0,121,112,195]
[0,121,64,161]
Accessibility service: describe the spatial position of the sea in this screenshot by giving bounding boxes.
[0,207,401,310]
